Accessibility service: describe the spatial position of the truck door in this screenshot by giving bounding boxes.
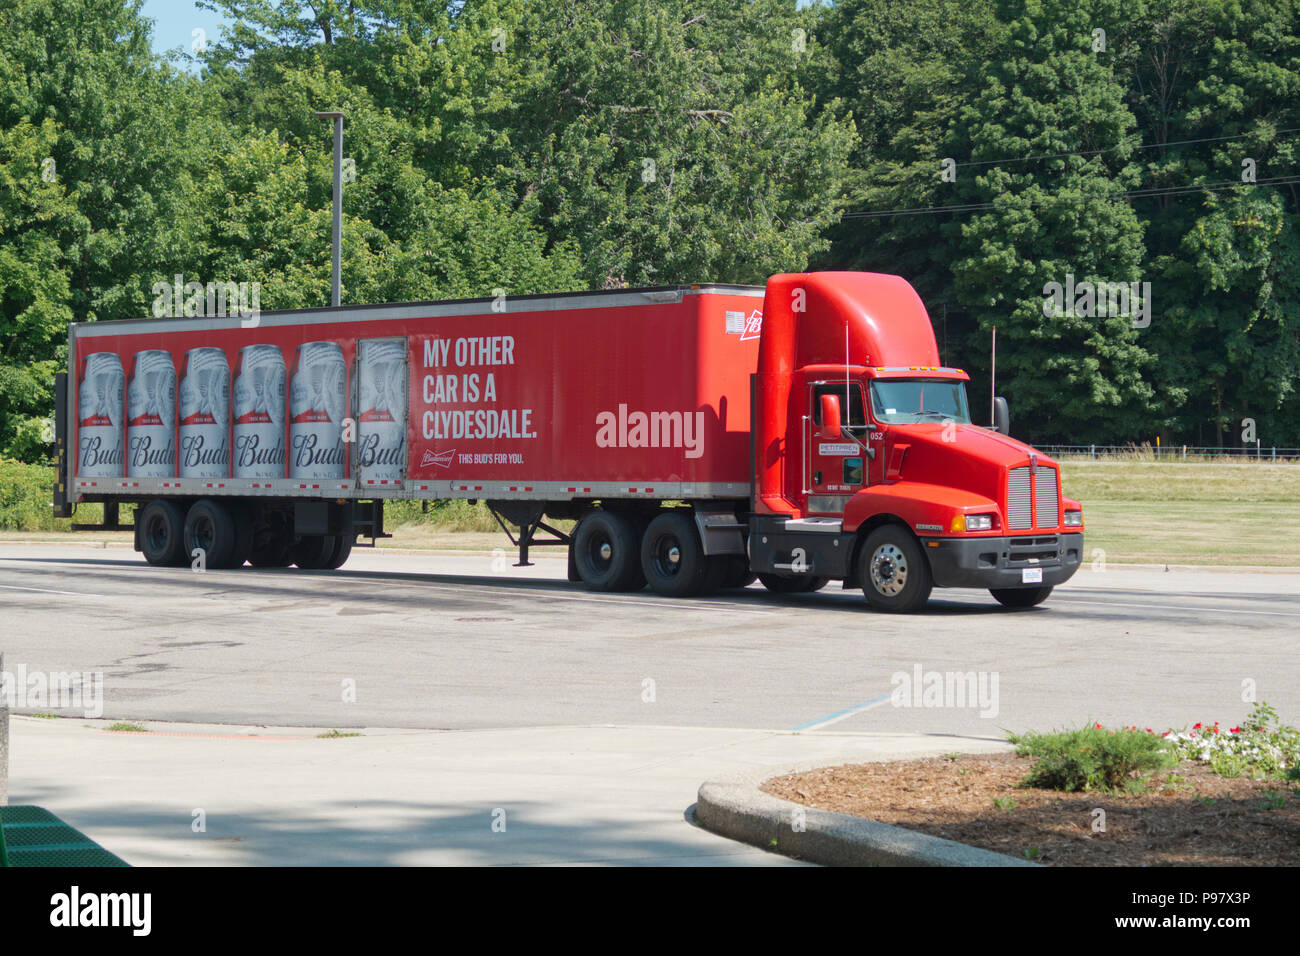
[807,381,868,514]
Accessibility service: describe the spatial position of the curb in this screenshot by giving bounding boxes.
[695,763,1037,867]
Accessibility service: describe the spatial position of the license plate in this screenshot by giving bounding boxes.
[1022,568,1043,584]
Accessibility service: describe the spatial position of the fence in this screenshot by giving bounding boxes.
[1038,444,1300,462]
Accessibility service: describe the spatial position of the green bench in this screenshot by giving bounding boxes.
[0,806,129,867]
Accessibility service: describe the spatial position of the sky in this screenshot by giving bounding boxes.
[141,0,228,64]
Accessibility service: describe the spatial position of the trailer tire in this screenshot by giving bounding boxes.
[184,499,238,570]
[858,525,932,612]
[139,499,188,567]
[573,510,642,591]
[248,511,294,567]
[228,503,254,568]
[722,556,757,589]
[291,534,336,570]
[990,585,1053,608]
[324,533,354,570]
[758,573,828,594]
[641,511,712,597]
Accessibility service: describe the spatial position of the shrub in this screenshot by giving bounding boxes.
[0,459,59,530]
[1008,725,1177,793]
[0,459,127,531]
[1165,702,1300,779]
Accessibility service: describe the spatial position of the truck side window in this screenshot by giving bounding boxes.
[843,457,863,486]
[811,384,868,437]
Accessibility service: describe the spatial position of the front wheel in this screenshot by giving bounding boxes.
[858,525,933,612]
[990,585,1053,608]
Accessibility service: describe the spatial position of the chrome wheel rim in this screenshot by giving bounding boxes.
[870,543,908,596]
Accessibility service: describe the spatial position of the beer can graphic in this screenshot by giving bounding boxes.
[290,341,347,479]
[77,352,125,477]
[127,349,177,477]
[179,347,230,478]
[356,339,408,483]
[233,345,287,479]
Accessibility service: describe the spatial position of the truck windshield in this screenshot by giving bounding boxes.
[869,379,971,425]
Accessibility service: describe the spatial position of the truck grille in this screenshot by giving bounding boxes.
[1035,466,1059,528]
[1007,464,1061,530]
[1007,467,1032,530]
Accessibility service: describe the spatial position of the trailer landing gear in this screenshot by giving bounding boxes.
[487,501,572,568]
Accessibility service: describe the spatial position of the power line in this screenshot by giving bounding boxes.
[841,174,1300,220]
[954,127,1300,169]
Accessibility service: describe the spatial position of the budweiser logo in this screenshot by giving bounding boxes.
[422,448,454,469]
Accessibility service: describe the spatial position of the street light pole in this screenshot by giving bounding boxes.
[313,110,346,307]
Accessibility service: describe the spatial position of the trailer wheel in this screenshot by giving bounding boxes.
[698,555,729,596]
[721,556,757,589]
[758,574,828,594]
[573,510,642,591]
[989,585,1053,608]
[291,534,336,570]
[640,511,712,597]
[184,499,238,569]
[228,503,254,569]
[858,525,933,612]
[139,499,187,567]
[249,521,294,568]
[324,533,354,570]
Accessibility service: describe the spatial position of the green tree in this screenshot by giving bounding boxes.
[0,118,74,456]
[1122,0,1300,445]
[943,0,1158,442]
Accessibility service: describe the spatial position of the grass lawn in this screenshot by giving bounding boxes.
[1057,461,1300,566]
[4,460,1297,567]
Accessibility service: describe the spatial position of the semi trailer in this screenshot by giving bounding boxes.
[53,271,1084,611]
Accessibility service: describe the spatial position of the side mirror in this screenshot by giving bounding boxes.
[818,393,842,438]
[993,396,1010,435]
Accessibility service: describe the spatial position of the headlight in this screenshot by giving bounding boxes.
[962,513,995,532]
[1064,510,1083,527]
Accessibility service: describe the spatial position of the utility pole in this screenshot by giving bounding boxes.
[313,110,346,307]
[990,325,997,426]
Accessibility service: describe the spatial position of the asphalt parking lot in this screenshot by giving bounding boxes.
[2,543,1296,734]
[3,542,1297,865]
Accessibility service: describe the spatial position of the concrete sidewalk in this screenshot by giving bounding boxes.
[7,717,1008,866]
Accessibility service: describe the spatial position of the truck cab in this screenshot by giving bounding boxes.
[748,271,1084,611]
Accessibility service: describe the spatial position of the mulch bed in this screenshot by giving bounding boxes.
[762,753,1300,866]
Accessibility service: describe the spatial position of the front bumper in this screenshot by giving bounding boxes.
[923,532,1083,589]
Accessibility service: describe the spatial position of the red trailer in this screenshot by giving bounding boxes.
[54,272,1084,610]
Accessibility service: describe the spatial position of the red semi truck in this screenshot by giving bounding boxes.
[53,271,1084,611]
